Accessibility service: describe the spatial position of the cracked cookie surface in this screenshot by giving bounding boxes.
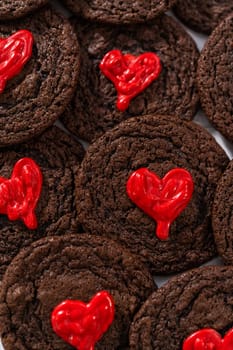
[212,160,233,265]
[173,0,233,34]
[197,13,233,142]
[0,0,48,20]
[61,0,177,24]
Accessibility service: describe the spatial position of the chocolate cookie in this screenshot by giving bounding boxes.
[173,0,233,34]
[60,15,199,142]
[197,13,233,143]
[0,0,48,20]
[75,114,228,274]
[0,234,155,349]
[212,160,233,265]
[129,265,233,349]
[0,125,84,278]
[0,6,80,146]
[61,0,177,24]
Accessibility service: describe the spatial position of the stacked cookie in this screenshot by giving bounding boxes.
[0,0,233,350]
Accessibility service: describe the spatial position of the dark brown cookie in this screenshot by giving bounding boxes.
[212,160,233,265]
[0,125,85,278]
[60,0,177,24]
[60,15,199,142]
[0,234,156,349]
[173,0,233,34]
[197,13,233,143]
[0,0,48,20]
[129,265,233,349]
[0,6,80,146]
[75,114,228,274]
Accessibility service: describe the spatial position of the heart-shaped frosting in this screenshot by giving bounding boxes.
[99,49,162,111]
[51,291,114,350]
[126,168,194,240]
[0,30,33,93]
[183,328,233,350]
[0,158,42,229]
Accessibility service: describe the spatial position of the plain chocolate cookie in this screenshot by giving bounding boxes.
[197,13,233,143]
[173,0,233,34]
[61,15,199,142]
[212,160,233,265]
[0,234,156,349]
[0,6,80,146]
[0,0,48,20]
[129,265,233,349]
[75,114,228,274]
[0,125,84,278]
[61,0,177,24]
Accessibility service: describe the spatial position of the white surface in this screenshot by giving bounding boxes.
[1,3,232,350]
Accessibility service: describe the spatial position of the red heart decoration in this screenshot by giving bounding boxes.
[0,158,42,229]
[99,49,162,111]
[126,168,194,240]
[183,328,233,350]
[51,291,115,350]
[0,30,33,93]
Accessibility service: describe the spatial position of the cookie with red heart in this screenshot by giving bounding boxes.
[61,15,199,142]
[0,6,80,146]
[61,0,177,24]
[0,0,48,20]
[0,234,155,349]
[129,265,233,349]
[76,114,228,274]
[0,125,84,279]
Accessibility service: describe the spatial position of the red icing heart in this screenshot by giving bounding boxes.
[183,328,233,350]
[126,168,194,240]
[99,49,162,111]
[0,30,33,93]
[51,291,115,350]
[0,158,42,229]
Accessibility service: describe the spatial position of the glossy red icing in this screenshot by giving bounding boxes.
[51,291,115,350]
[126,168,194,240]
[0,158,42,229]
[99,50,162,111]
[0,30,33,93]
[183,328,233,350]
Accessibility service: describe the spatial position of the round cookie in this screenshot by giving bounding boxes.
[0,125,85,278]
[60,15,199,143]
[60,0,177,24]
[0,234,156,349]
[129,265,233,349]
[197,13,233,143]
[212,159,233,265]
[0,0,48,20]
[0,6,80,147]
[75,114,229,274]
[173,0,233,34]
